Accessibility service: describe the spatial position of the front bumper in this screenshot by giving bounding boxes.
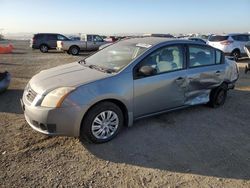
[21,95,87,137]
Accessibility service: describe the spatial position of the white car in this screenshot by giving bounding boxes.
[57,34,109,55]
[244,41,250,58]
[207,33,250,61]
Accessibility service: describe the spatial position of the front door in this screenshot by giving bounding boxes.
[133,45,188,118]
[92,35,106,50]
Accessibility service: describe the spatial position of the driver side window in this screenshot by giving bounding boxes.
[93,35,103,42]
[140,45,184,74]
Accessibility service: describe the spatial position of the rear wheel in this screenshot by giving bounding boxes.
[69,46,80,55]
[208,84,228,108]
[39,44,49,53]
[232,50,240,62]
[80,102,124,143]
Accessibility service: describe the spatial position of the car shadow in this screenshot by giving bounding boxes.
[237,58,250,63]
[0,89,23,114]
[0,62,22,66]
[82,89,250,180]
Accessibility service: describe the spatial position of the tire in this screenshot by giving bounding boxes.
[232,50,240,62]
[39,44,49,53]
[80,102,124,143]
[208,84,228,108]
[69,46,80,55]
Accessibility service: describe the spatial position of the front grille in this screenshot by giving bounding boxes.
[26,85,37,103]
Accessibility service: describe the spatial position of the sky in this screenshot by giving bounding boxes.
[0,0,250,35]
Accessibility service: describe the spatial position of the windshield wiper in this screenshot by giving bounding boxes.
[103,68,116,74]
[89,64,116,74]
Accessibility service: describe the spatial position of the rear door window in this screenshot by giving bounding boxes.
[47,34,57,40]
[188,46,215,67]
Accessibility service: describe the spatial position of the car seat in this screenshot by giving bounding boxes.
[157,49,177,72]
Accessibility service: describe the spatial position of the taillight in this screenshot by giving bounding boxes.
[32,37,35,43]
[61,41,63,46]
[220,40,233,45]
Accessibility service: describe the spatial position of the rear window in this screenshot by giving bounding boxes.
[34,34,44,40]
[231,35,249,42]
[209,35,229,42]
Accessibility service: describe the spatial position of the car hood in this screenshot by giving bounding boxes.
[29,62,109,95]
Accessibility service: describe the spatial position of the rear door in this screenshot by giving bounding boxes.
[46,34,58,49]
[185,45,225,105]
[86,35,95,50]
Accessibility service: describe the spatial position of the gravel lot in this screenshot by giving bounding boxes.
[0,40,250,187]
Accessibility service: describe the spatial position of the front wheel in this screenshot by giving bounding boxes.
[80,102,124,143]
[232,50,240,62]
[208,84,228,108]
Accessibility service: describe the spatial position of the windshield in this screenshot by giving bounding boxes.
[83,41,149,72]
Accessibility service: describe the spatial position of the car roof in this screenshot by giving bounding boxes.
[211,33,249,36]
[35,33,61,35]
[119,37,204,47]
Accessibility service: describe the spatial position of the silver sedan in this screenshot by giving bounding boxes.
[21,37,239,143]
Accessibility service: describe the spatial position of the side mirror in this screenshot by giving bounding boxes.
[138,65,155,76]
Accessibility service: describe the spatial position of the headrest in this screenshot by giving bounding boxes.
[160,49,173,62]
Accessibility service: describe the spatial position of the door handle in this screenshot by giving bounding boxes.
[176,77,184,81]
[215,71,221,75]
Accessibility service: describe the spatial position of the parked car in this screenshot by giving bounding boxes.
[244,41,250,58]
[0,71,11,93]
[207,33,250,61]
[30,33,70,53]
[244,41,250,73]
[57,34,109,55]
[188,37,206,44]
[143,33,174,38]
[21,38,239,143]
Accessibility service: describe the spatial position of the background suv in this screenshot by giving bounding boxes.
[30,33,70,53]
[207,33,250,61]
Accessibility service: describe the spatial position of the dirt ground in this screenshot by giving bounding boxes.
[0,40,250,188]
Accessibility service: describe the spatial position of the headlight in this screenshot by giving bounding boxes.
[41,87,75,108]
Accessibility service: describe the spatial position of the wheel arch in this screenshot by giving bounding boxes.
[69,45,80,50]
[231,48,241,55]
[39,43,50,49]
[80,98,129,132]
